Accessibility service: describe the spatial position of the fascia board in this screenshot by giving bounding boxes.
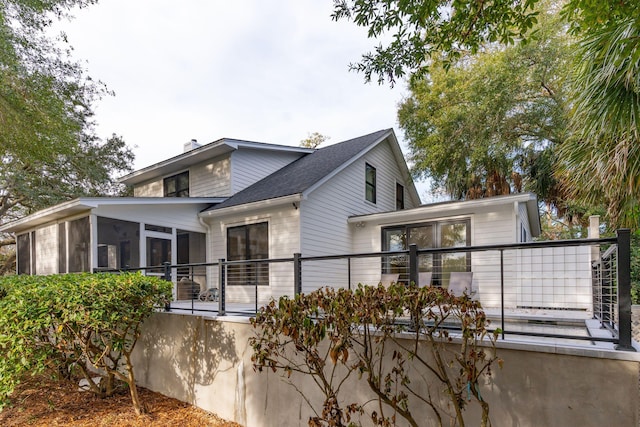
[0,197,226,233]
[348,193,539,225]
[199,194,302,219]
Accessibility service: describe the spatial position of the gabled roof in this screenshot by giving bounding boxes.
[119,138,314,186]
[201,129,417,215]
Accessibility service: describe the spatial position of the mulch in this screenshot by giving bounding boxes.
[0,375,243,427]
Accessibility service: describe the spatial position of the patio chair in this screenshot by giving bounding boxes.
[379,273,400,288]
[198,287,219,302]
[418,272,432,287]
[177,277,200,300]
[447,271,474,297]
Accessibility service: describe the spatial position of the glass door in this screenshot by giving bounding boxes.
[146,237,172,272]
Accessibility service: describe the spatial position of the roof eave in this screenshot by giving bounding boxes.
[0,197,226,234]
[199,194,303,219]
[119,139,315,186]
[348,193,540,225]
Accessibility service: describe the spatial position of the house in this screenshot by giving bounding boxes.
[1,129,549,307]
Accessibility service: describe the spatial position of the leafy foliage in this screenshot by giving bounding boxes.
[300,132,330,149]
[0,273,172,414]
[251,284,500,427]
[0,0,135,272]
[331,0,539,86]
[557,15,640,229]
[333,0,640,231]
[398,6,571,207]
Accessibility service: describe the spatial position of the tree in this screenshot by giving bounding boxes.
[300,132,330,149]
[331,0,539,86]
[557,14,640,229]
[398,8,571,206]
[332,0,640,230]
[0,0,134,272]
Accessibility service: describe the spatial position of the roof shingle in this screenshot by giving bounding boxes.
[203,129,391,212]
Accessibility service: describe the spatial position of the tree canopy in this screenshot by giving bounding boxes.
[558,13,640,229]
[399,8,571,204]
[0,0,134,273]
[334,0,640,230]
[331,0,540,86]
[299,132,330,149]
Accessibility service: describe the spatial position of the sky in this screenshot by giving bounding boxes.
[51,1,434,197]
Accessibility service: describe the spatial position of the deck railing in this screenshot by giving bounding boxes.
[98,229,634,350]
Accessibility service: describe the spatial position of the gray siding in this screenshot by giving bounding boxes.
[95,204,208,233]
[132,150,301,198]
[190,155,232,197]
[300,140,414,292]
[133,178,163,197]
[231,149,304,194]
[206,204,300,304]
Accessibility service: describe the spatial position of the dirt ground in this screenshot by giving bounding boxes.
[0,375,242,427]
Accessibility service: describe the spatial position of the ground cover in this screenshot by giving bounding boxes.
[0,375,241,427]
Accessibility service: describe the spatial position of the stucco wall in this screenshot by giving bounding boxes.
[132,313,640,427]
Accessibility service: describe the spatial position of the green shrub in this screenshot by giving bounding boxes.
[0,273,171,414]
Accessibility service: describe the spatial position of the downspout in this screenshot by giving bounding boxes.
[513,201,520,242]
[198,215,215,290]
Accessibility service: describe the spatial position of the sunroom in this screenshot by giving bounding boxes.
[1,197,222,299]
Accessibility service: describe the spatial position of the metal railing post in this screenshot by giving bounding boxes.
[294,253,302,295]
[163,261,172,282]
[615,229,635,351]
[218,259,226,316]
[163,262,172,312]
[409,244,418,286]
[500,249,505,340]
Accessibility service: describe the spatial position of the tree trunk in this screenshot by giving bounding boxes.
[124,353,145,415]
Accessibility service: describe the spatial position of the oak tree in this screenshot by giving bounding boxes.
[0,0,134,273]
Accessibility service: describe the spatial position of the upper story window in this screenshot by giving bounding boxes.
[164,171,189,197]
[365,163,376,204]
[396,182,405,210]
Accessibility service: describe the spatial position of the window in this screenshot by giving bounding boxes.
[58,223,67,273]
[176,229,207,285]
[365,163,376,203]
[97,217,140,269]
[177,230,205,265]
[146,237,171,267]
[145,224,172,234]
[68,217,90,273]
[227,222,268,286]
[520,224,529,242]
[396,183,405,210]
[164,171,189,197]
[382,219,470,286]
[17,233,31,274]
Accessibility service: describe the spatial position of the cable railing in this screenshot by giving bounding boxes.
[97,229,634,350]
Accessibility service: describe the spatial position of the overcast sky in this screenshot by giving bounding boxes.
[54,1,430,199]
